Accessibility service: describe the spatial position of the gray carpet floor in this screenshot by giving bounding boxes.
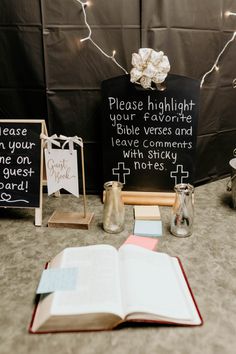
[0,178,235,354]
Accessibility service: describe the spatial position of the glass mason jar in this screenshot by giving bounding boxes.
[228,158,236,208]
[170,183,194,237]
[103,181,125,233]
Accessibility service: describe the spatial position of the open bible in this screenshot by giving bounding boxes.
[30,244,202,333]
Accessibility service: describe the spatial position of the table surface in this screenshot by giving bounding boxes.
[0,178,236,354]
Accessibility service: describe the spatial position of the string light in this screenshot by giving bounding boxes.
[225,11,236,17]
[75,2,236,86]
[75,0,128,74]
[200,31,236,87]
[200,11,236,88]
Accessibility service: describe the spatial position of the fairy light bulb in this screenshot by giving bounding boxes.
[225,11,236,17]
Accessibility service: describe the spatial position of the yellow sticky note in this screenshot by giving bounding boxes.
[134,205,161,220]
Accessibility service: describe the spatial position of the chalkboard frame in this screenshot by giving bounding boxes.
[101,74,200,205]
[0,119,46,225]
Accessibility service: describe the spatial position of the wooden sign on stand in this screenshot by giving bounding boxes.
[0,119,46,226]
[42,135,94,229]
[102,74,200,205]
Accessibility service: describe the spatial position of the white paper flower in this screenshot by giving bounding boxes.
[130,48,170,89]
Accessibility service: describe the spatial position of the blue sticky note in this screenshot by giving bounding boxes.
[133,220,162,237]
[36,268,78,294]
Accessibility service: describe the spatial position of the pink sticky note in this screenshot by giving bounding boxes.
[123,235,158,251]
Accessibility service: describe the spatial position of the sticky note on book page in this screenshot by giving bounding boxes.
[133,220,162,237]
[36,268,79,294]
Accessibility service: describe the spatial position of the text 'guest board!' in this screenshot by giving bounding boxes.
[0,119,46,225]
[102,74,200,204]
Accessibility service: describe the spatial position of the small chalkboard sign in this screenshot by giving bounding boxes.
[102,74,200,205]
[0,119,46,225]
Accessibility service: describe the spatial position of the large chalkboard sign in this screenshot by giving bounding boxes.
[0,119,46,225]
[102,74,200,204]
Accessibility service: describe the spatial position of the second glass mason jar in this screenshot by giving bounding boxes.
[103,181,125,233]
[170,183,194,237]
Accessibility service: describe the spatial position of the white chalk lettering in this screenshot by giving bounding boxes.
[109,113,136,127]
[147,150,177,164]
[0,127,27,136]
[147,96,195,114]
[108,97,144,111]
[143,112,192,124]
[0,156,11,164]
[111,137,140,148]
[142,140,192,149]
[3,167,35,179]
[123,149,144,159]
[16,156,32,165]
[8,141,36,154]
[175,126,193,135]
[134,161,165,171]
[117,124,140,135]
[144,126,172,135]
[0,180,28,191]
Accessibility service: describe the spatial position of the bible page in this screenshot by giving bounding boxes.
[118,245,194,322]
[47,245,124,318]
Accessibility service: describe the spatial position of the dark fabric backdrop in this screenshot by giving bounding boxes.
[0,0,236,193]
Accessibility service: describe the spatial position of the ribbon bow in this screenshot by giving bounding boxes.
[40,133,61,152]
[59,135,83,153]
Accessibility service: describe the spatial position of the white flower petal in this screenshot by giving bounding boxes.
[152,72,168,84]
[150,50,164,66]
[130,68,143,82]
[138,48,152,63]
[131,53,144,70]
[159,55,171,72]
[143,62,157,78]
[140,76,152,89]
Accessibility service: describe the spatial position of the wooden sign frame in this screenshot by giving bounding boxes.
[101,74,200,206]
[103,190,176,206]
[0,119,46,226]
[47,136,94,229]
